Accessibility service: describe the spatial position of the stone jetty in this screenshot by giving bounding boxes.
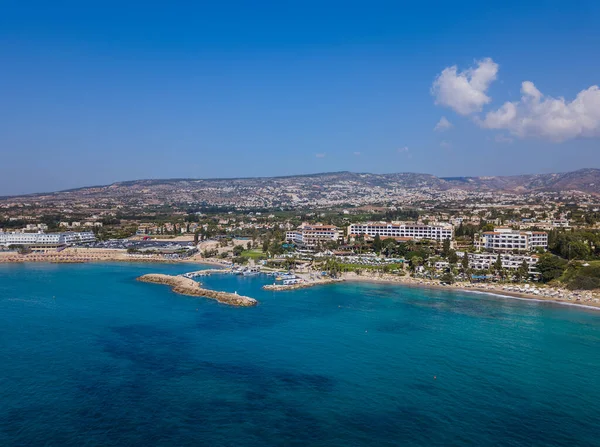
[137,274,257,307]
[263,278,343,291]
[182,269,230,278]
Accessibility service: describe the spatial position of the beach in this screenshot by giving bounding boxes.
[0,248,231,266]
[340,271,600,309]
[1,250,598,309]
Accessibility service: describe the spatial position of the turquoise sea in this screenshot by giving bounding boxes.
[1,262,600,446]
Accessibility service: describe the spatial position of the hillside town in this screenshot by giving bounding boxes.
[2,178,599,302]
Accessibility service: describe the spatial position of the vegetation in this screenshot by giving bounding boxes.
[536,254,569,283]
[548,229,600,260]
[560,262,600,290]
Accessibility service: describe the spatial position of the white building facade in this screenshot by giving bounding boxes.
[475,228,548,252]
[0,231,96,249]
[348,222,453,241]
[285,225,341,248]
[458,252,539,275]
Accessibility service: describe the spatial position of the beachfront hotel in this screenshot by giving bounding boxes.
[347,222,453,241]
[285,224,341,248]
[475,228,548,252]
[0,231,96,251]
[457,252,540,275]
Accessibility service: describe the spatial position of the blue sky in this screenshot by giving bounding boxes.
[1,1,599,195]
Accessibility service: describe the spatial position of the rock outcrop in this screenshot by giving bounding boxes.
[137,274,257,307]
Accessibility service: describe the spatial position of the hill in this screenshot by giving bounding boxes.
[1,169,598,208]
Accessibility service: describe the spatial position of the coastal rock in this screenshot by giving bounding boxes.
[137,274,257,307]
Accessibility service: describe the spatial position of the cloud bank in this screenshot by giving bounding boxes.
[482,82,600,142]
[432,58,600,142]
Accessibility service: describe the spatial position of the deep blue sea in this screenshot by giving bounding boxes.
[1,262,600,446]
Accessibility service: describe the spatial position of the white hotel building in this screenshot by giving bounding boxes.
[475,228,548,252]
[457,252,540,275]
[285,225,341,248]
[0,231,96,250]
[348,222,453,242]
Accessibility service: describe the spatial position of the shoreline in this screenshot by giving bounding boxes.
[0,250,229,267]
[340,273,600,310]
[2,253,598,311]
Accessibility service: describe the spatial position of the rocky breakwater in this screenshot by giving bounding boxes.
[137,274,257,307]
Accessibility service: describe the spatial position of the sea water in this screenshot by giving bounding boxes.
[1,262,599,446]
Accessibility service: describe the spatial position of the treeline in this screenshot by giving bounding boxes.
[547,229,600,260]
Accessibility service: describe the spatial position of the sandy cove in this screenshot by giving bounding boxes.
[137,274,257,307]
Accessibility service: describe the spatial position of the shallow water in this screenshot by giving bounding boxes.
[1,263,599,446]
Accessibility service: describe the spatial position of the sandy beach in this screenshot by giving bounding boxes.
[2,250,598,310]
[0,248,230,266]
[340,271,600,310]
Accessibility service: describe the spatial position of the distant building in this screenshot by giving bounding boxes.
[285,224,341,248]
[475,227,548,252]
[347,222,453,241]
[0,231,96,250]
[23,223,48,232]
[552,219,570,228]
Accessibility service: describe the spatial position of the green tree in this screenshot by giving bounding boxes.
[516,260,530,281]
[442,238,451,257]
[410,256,423,272]
[536,254,568,283]
[461,253,470,274]
[373,234,383,253]
[448,250,459,265]
[440,272,455,284]
[493,255,504,278]
[481,223,495,232]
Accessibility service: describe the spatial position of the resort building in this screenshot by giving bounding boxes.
[475,228,548,252]
[23,223,49,232]
[347,222,453,241]
[0,231,96,250]
[457,252,540,275]
[285,224,341,248]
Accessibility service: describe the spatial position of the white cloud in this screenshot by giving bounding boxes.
[481,82,600,142]
[315,153,326,158]
[434,116,453,132]
[431,58,499,115]
[353,151,361,156]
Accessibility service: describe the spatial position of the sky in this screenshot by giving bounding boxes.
[1,1,599,195]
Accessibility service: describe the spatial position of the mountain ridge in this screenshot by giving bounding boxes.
[1,168,599,202]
